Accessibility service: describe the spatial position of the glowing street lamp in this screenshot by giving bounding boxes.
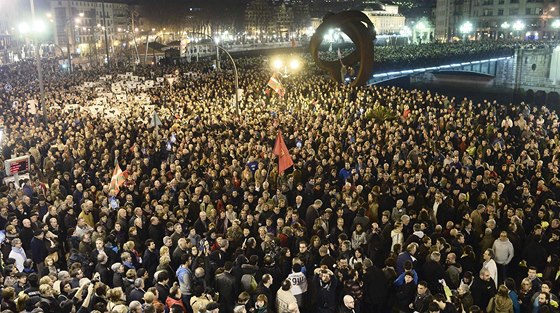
[501,21,511,39]
[18,20,46,34]
[513,21,525,30]
[552,20,560,39]
[270,55,302,78]
[415,21,427,32]
[460,21,473,41]
[289,58,300,71]
[513,20,525,39]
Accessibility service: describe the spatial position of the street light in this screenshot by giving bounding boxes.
[415,22,427,32]
[552,20,560,39]
[459,21,473,41]
[414,21,428,44]
[513,20,525,39]
[25,0,46,124]
[501,21,510,39]
[190,32,240,115]
[270,55,301,78]
[400,26,412,44]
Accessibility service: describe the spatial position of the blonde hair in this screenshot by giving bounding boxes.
[143,291,155,304]
[40,276,53,286]
[160,255,171,265]
[107,288,124,302]
[39,284,53,296]
[123,241,135,251]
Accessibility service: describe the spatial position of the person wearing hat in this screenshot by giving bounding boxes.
[30,230,48,274]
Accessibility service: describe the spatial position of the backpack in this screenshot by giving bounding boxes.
[241,273,258,293]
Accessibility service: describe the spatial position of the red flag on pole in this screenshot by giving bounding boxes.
[273,131,294,174]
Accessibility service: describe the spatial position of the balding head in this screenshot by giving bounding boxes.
[343,295,355,309]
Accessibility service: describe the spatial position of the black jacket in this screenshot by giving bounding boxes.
[395,282,417,312]
[363,266,388,305]
[310,275,339,313]
[215,271,238,313]
[471,277,497,309]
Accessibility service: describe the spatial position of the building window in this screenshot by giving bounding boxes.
[510,0,519,3]
[498,9,504,15]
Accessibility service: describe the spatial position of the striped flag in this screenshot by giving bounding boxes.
[267,76,285,98]
[109,164,128,193]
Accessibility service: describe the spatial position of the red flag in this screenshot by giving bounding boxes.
[109,164,129,193]
[273,131,294,174]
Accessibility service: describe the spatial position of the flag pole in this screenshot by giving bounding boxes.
[265,130,277,182]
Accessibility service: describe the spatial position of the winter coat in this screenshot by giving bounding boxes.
[487,295,513,313]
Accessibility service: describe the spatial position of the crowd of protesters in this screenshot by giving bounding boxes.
[0,41,559,313]
[322,40,554,72]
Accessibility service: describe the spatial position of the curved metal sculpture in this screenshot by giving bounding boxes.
[310,11,376,87]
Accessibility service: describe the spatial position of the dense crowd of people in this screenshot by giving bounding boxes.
[321,40,548,71]
[0,41,560,313]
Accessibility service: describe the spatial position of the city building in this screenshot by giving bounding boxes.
[0,1,27,64]
[361,3,406,34]
[49,0,133,59]
[245,0,311,39]
[435,0,559,42]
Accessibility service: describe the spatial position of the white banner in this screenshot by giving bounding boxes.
[94,97,107,105]
[63,104,79,113]
[116,94,127,102]
[27,100,38,115]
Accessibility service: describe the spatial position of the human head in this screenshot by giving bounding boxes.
[343,295,355,309]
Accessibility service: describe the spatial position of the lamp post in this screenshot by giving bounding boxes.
[22,0,46,123]
[501,21,510,39]
[270,55,302,109]
[64,13,83,72]
[215,36,221,71]
[459,21,473,41]
[101,0,110,68]
[512,20,525,40]
[415,21,427,44]
[400,26,412,45]
[552,20,560,39]
[271,55,301,78]
[190,32,239,115]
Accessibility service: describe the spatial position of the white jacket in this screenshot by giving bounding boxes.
[9,247,26,272]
